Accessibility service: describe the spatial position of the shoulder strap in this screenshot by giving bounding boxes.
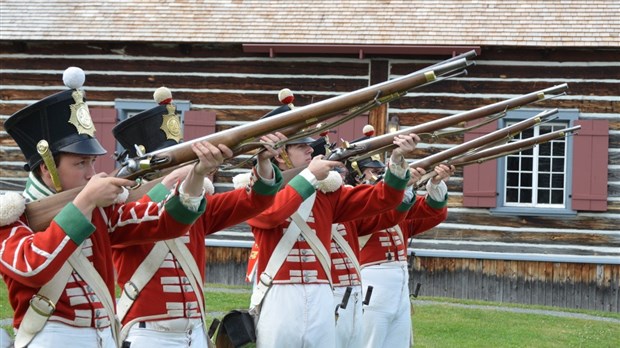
[68,251,121,347]
[249,193,316,314]
[330,224,362,279]
[14,258,74,348]
[116,242,169,323]
[290,213,333,285]
[165,239,215,348]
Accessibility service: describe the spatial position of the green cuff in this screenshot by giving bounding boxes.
[252,164,283,195]
[426,193,448,209]
[288,175,316,200]
[147,183,170,203]
[165,194,206,225]
[397,199,415,212]
[384,167,410,191]
[54,203,96,245]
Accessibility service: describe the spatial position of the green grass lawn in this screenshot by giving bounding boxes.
[2,282,619,347]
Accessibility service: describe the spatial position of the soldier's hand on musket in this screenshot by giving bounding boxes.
[191,140,233,177]
[256,132,286,179]
[258,132,286,161]
[392,133,421,158]
[181,140,233,198]
[407,167,426,186]
[431,164,456,184]
[308,155,344,181]
[74,173,136,215]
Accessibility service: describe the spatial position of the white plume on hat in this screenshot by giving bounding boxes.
[0,191,26,226]
[154,86,173,104]
[63,67,86,89]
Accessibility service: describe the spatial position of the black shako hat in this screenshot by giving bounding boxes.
[112,87,183,158]
[4,67,106,172]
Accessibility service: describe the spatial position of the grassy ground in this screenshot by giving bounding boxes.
[2,282,619,347]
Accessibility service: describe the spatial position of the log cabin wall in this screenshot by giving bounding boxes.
[1,42,618,311]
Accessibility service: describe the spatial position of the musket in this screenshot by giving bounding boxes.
[115,55,473,180]
[407,108,559,170]
[279,108,563,185]
[22,54,474,232]
[412,125,582,189]
[326,84,568,163]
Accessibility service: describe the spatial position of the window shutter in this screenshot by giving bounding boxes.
[90,108,117,174]
[330,115,369,147]
[462,120,498,207]
[571,120,608,211]
[184,110,216,140]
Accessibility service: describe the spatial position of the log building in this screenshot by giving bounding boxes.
[1,0,618,311]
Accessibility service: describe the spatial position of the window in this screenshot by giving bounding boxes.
[493,109,577,215]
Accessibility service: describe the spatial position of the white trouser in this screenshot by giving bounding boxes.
[361,262,412,348]
[124,318,207,348]
[256,283,335,348]
[21,321,115,348]
[333,284,363,348]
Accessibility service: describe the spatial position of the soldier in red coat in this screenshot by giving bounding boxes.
[110,87,284,348]
[241,112,419,347]
[0,68,213,348]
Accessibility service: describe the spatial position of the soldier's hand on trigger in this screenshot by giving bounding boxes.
[258,132,286,161]
[307,155,344,181]
[407,167,426,186]
[192,140,233,177]
[431,164,456,184]
[75,173,136,210]
[392,133,421,158]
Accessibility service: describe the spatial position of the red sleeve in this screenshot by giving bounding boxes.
[199,187,277,235]
[331,181,405,223]
[0,218,79,287]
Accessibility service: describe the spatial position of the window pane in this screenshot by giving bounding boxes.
[539,142,551,156]
[522,128,534,138]
[506,188,518,203]
[520,189,532,203]
[553,141,565,156]
[521,157,533,171]
[507,157,520,170]
[539,158,550,171]
[538,190,550,204]
[522,148,533,156]
[539,173,550,187]
[552,158,565,172]
[551,189,564,204]
[521,173,532,186]
[552,174,564,188]
[507,172,519,186]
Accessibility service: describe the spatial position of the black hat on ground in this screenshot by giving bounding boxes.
[4,67,106,172]
[112,87,182,158]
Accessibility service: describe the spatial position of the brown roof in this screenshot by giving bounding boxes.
[1,0,619,47]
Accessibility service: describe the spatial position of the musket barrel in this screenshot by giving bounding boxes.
[409,109,559,169]
[329,84,569,161]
